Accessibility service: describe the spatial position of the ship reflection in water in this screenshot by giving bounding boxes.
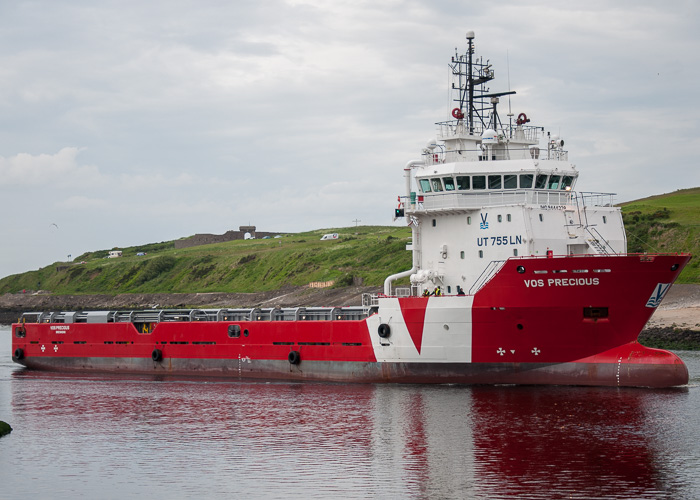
[3,361,700,499]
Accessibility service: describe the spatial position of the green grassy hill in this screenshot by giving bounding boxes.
[620,187,699,283]
[0,226,413,295]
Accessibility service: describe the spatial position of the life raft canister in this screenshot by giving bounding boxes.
[516,113,529,125]
[452,108,464,119]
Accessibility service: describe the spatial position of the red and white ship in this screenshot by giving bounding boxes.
[11,32,691,387]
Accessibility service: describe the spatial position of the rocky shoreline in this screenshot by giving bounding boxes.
[2,284,699,349]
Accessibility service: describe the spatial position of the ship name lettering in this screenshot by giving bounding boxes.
[547,278,600,287]
[540,205,566,211]
[50,325,70,332]
[476,235,522,247]
[524,278,600,288]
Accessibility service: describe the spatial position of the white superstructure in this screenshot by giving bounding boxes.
[386,32,626,296]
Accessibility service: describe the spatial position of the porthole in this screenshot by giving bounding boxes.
[479,250,484,258]
[671,264,679,271]
[517,266,526,274]
[539,214,544,222]
[432,219,436,227]
[244,329,249,337]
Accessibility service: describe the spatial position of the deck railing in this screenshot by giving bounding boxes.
[403,190,616,212]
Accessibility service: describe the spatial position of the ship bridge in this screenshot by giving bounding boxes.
[407,158,580,215]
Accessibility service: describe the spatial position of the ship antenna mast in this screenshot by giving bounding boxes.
[507,49,513,137]
[451,31,515,135]
[467,31,475,135]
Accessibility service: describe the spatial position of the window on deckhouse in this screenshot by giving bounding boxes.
[547,175,561,189]
[519,174,533,188]
[535,174,548,189]
[443,177,455,190]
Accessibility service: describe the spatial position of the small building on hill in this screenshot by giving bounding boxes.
[174,226,281,249]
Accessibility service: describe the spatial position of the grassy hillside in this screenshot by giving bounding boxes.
[0,226,413,295]
[620,187,699,283]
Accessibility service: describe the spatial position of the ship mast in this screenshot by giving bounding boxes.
[451,31,515,136]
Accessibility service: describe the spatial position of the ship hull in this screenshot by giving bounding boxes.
[11,254,692,388]
[14,344,688,388]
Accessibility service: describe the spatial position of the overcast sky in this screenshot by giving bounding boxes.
[1,0,699,279]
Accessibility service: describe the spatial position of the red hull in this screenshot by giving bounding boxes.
[11,254,691,388]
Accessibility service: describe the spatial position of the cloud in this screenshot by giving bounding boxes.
[0,148,102,188]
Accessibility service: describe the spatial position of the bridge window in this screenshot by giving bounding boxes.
[535,174,547,189]
[456,176,470,190]
[561,176,574,190]
[419,179,432,192]
[520,174,533,188]
[547,175,561,189]
[443,177,455,191]
[473,176,486,190]
[488,175,502,189]
[431,178,444,192]
[504,175,517,189]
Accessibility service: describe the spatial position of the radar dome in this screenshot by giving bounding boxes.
[481,129,498,144]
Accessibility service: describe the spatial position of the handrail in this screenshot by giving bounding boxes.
[469,260,506,294]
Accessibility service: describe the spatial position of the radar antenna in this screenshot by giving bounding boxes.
[449,32,516,135]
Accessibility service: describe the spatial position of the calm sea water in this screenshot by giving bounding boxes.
[2,325,700,499]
